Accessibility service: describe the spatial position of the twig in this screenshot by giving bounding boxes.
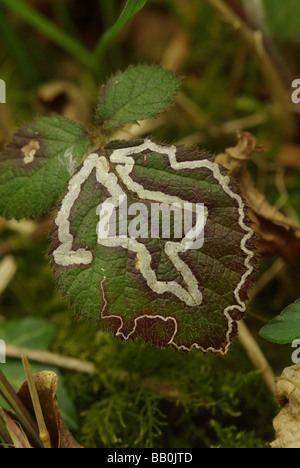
[0,255,17,296]
[239,0,292,87]
[5,345,96,375]
[238,258,287,393]
[175,93,213,129]
[238,321,276,393]
[248,257,286,300]
[203,0,295,139]
[161,29,189,71]
[176,111,267,146]
[211,112,267,136]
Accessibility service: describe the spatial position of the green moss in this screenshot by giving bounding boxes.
[2,0,300,448]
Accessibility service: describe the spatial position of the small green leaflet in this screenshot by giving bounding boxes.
[259,298,300,344]
[0,65,256,355]
[97,65,182,129]
[0,115,90,219]
[50,139,256,355]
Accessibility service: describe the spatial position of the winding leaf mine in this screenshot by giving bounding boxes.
[50,139,256,354]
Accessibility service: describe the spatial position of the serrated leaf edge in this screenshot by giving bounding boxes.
[51,139,255,355]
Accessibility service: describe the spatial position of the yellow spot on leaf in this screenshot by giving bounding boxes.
[21,140,40,165]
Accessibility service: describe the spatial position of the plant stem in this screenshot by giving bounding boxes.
[5,345,96,375]
[0,369,42,447]
[0,256,17,297]
[21,355,51,448]
[238,321,276,394]
[93,0,147,69]
[203,0,296,139]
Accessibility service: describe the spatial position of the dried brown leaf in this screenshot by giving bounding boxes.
[239,170,300,259]
[271,364,300,448]
[0,408,32,448]
[216,132,300,260]
[215,131,264,171]
[18,370,82,448]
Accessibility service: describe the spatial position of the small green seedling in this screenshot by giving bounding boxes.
[0,65,256,355]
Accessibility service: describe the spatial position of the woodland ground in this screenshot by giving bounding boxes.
[0,0,300,448]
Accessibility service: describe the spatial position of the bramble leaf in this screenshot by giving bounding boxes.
[97,66,182,129]
[50,139,256,355]
[259,298,300,344]
[0,115,90,220]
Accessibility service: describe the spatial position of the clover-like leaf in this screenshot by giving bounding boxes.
[97,65,182,129]
[0,115,90,220]
[259,298,300,344]
[50,139,256,355]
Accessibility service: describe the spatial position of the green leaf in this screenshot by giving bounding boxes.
[50,139,256,355]
[259,298,300,344]
[97,65,182,129]
[94,0,148,63]
[0,317,79,430]
[0,115,90,220]
[0,317,56,349]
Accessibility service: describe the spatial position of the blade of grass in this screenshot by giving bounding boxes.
[0,408,32,448]
[98,0,118,29]
[0,369,36,430]
[94,0,147,66]
[21,356,51,448]
[0,0,95,71]
[0,416,13,447]
[0,369,42,448]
